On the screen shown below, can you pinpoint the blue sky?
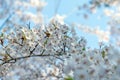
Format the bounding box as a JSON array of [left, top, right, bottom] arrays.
[[0, 0, 110, 49], [42, 0, 110, 48]]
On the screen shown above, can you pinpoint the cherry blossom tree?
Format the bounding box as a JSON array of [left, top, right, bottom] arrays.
[[0, 21, 120, 80], [0, 0, 120, 80]]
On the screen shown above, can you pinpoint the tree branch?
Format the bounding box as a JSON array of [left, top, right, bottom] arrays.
[[0, 53, 64, 66]]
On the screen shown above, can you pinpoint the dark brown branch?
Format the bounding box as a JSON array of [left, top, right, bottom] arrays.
[[14, 41, 23, 46], [0, 53, 64, 66], [29, 43, 39, 56]]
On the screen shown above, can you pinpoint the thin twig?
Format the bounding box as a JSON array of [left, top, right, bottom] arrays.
[[27, 22, 31, 29], [0, 12, 14, 31], [54, 0, 62, 15], [29, 43, 39, 56], [14, 41, 23, 46], [6, 51, 13, 59], [40, 49, 45, 56]]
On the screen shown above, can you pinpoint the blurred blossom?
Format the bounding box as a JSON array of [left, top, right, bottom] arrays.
[[30, 0, 46, 8], [50, 14, 66, 25], [104, 9, 114, 16], [77, 24, 110, 42]]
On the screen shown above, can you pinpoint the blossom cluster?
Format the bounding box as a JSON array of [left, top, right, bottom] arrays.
[[63, 45, 120, 80], [0, 21, 120, 80]]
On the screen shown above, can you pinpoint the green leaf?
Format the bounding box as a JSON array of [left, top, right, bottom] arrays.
[[82, 47, 86, 51], [43, 38, 48, 47], [64, 35, 70, 39], [64, 76, 74, 80], [0, 33, 4, 38], [101, 51, 105, 58]]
